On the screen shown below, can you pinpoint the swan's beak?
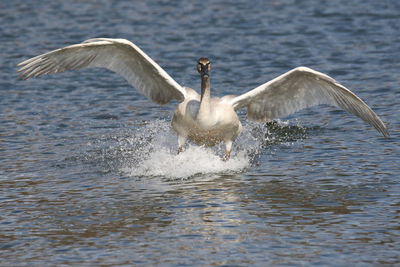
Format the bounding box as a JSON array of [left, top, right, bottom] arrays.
[[201, 68, 209, 77], [197, 57, 210, 77]]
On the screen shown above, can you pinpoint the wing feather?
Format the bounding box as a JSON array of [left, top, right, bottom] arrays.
[[231, 67, 389, 137], [17, 38, 186, 104]]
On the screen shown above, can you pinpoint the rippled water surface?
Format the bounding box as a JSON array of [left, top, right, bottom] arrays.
[[1, 0, 400, 265]]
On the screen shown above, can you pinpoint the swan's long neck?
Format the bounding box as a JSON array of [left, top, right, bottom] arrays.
[[199, 75, 211, 117]]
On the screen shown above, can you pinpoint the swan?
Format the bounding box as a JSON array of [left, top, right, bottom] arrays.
[[17, 38, 389, 160]]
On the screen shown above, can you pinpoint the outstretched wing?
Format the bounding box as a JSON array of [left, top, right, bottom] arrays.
[[230, 67, 389, 137], [17, 38, 186, 104]]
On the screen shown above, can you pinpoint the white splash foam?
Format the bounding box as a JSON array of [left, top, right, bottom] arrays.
[[119, 120, 265, 179], [82, 118, 307, 179], [128, 145, 249, 179]]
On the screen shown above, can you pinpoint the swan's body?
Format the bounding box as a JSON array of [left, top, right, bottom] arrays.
[[17, 38, 389, 159], [172, 89, 242, 155]]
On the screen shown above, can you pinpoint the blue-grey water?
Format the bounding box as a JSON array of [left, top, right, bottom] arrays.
[[1, 0, 400, 266]]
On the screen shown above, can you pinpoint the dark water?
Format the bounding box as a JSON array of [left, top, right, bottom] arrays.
[[1, 0, 400, 265]]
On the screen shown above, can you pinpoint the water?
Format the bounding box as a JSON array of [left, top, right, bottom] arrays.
[[1, 0, 400, 265]]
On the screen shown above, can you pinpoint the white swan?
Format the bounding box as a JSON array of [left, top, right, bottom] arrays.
[[17, 38, 389, 160]]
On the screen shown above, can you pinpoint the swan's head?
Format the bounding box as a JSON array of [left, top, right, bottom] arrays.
[[197, 57, 211, 77]]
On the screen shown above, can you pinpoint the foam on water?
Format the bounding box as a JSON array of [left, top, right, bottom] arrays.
[[126, 145, 250, 179], [120, 120, 263, 179], [82, 119, 306, 179]]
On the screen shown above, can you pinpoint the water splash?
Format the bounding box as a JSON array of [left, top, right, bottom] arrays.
[[125, 145, 249, 179], [82, 119, 309, 179], [120, 120, 257, 179]]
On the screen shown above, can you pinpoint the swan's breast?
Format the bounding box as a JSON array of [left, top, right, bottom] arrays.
[[172, 98, 242, 146], [186, 100, 200, 118]]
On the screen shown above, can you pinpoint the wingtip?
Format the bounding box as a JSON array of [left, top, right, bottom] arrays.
[[382, 130, 390, 138], [376, 122, 390, 138], [17, 57, 36, 67], [16, 69, 27, 79]]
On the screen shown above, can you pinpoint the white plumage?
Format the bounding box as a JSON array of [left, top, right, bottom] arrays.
[[17, 38, 389, 159]]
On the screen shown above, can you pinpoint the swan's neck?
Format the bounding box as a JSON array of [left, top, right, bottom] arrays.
[[199, 75, 211, 117]]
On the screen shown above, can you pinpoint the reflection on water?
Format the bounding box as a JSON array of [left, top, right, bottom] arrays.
[[3, 170, 397, 265]]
